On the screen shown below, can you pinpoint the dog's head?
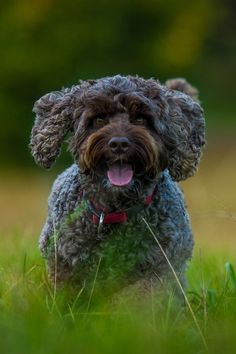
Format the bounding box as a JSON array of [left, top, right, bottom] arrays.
[[30, 75, 205, 189]]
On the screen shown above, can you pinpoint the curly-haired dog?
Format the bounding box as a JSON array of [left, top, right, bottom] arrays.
[[30, 75, 205, 291]]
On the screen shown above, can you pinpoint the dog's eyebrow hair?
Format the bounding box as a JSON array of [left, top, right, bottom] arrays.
[[125, 100, 156, 118], [81, 94, 118, 115], [113, 92, 157, 116]]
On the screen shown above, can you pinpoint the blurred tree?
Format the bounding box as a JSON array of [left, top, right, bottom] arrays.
[[0, 0, 235, 167]]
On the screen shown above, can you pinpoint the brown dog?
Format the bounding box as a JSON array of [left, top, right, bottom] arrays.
[[30, 75, 205, 289]]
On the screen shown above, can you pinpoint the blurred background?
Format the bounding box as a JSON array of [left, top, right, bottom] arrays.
[[0, 0, 235, 252]]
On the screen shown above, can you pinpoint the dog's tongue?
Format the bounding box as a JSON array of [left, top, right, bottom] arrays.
[[107, 163, 133, 186]]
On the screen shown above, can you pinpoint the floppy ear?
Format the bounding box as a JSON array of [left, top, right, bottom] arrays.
[[165, 78, 199, 101], [30, 89, 75, 168], [158, 79, 205, 181]]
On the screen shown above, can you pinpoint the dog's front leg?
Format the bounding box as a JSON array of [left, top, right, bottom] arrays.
[[46, 214, 97, 285]]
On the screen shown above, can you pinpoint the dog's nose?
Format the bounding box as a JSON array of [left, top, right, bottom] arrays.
[[108, 137, 131, 154]]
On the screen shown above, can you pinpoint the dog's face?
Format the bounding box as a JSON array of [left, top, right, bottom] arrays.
[[30, 75, 205, 187], [69, 84, 167, 191]]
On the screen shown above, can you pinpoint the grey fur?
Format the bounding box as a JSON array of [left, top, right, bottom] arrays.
[[40, 165, 194, 287]]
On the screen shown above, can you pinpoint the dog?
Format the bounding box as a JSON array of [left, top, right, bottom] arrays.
[[30, 75, 205, 291]]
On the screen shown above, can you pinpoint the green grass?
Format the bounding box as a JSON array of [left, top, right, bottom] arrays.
[[2, 148, 236, 353], [1, 233, 236, 354]]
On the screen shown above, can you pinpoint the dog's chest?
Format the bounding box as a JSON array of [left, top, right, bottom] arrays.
[[58, 201, 165, 282]]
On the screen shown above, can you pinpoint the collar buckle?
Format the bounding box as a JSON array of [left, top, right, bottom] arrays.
[[98, 211, 105, 234]]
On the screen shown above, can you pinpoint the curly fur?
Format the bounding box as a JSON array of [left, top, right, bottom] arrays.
[[30, 75, 205, 290]]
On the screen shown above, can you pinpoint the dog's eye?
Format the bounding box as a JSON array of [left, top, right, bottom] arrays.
[[134, 117, 146, 125], [93, 117, 107, 127]]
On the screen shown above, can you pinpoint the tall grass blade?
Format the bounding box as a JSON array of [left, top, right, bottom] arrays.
[[225, 262, 236, 292], [86, 255, 102, 313], [142, 216, 208, 351]]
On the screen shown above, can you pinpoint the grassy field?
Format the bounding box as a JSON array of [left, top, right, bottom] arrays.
[[0, 142, 236, 353]]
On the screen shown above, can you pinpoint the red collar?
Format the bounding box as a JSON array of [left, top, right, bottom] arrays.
[[89, 186, 157, 226]]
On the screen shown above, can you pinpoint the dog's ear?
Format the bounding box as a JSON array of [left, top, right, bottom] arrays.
[[158, 79, 205, 181], [30, 88, 75, 168], [165, 78, 199, 101]]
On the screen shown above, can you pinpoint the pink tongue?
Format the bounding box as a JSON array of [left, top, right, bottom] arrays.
[[107, 164, 133, 186]]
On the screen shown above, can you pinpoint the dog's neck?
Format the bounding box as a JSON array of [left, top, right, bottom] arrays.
[[79, 169, 159, 212]]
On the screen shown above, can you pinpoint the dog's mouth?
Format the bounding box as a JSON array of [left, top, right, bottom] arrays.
[[107, 162, 133, 186]]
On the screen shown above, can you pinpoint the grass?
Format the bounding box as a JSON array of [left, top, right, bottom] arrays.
[[0, 144, 236, 353], [0, 231, 236, 354]]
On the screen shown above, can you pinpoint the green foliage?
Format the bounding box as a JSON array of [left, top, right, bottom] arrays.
[[0, 0, 236, 167], [1, 232, 236, 353]]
